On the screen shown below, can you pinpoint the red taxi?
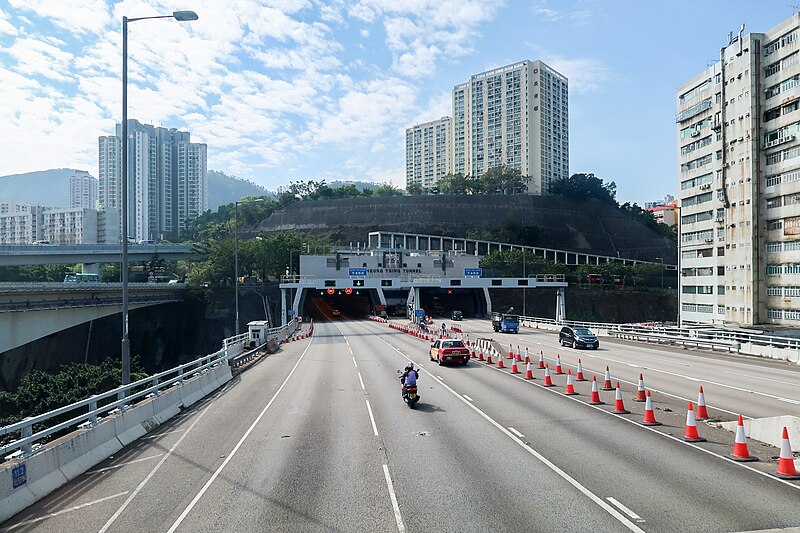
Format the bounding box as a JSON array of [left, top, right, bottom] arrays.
[[429, 339, 470, 366]]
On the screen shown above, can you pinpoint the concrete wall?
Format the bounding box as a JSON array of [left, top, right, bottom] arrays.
[[0, 358, 235, 524]]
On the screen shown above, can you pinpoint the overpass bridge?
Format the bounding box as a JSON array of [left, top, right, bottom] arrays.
[[0, 282, 189, 353], [0, 243, 200, 268]]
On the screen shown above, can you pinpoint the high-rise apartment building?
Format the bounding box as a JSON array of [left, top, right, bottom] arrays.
[[0, 201, 42, 244], [451, 60, 569, 194], [68, 170, 98, 209], [98, 120, 207, 241], [42, 208, 98, 245], [405, 117, 451, 191], [677, 14, 800, 326]]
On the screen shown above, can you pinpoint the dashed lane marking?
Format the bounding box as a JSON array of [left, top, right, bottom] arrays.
[[0, 492, 129, 532], [86, 454, 163, 474], [606, 497, 644, 522], [366, 400, 379, 436], [508, 427, 525, 438], [352, 356, 358, 369], [358, 372, 366, 390], [383, 464, 406, 532], [463, 395, 474, 402]]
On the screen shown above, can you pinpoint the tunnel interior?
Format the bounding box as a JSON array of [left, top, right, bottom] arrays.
[[302, 288, 377, 320], [418, 288, 485, 318]]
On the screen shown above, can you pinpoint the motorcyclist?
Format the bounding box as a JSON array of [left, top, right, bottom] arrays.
[[400, 362, 418, 388]]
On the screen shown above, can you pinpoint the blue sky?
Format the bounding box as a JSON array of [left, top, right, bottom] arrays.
[[0, 0, 796, 204]]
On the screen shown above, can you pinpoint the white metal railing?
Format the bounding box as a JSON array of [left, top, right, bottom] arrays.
[[280, 275, 315, 284], [0, 328, 263, 460], [0, 282, 189, 292], [518, 315, 800, 353]]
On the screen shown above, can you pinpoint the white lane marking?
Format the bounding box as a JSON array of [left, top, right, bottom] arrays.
[[382, 464, 406, 532], [166, 341, 314, 533], [142, 429, 184, 439], [463, 394, 474, 402], [366, 400, 379, 436], [508, 427, 525, 438], [436, 375, 444, 380], [0, 492, 129, 532], [721, 370, 800, 388], [86, 454, 163, 474], [607, 497, 644, 521], [358, 372, 366, 390], [372, 335, 645, 533], [99, 402, 213, 533], [779, 397, 800, 405], [352, 356, 358, 368], [626, 363, 639, 368]]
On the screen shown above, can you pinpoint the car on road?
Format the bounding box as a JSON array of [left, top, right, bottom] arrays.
[[429, 339, 470, 366], [451, 310, 463, 321], [559, 326, 599, 349], [331, 309, 341, 317]]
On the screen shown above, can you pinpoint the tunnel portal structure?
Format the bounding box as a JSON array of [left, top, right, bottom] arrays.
[[279, 249, 568, 324]]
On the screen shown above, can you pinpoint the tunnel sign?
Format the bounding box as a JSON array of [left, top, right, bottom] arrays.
[[464, 268, 482, 277], [414, 309, 425, 317], [349, 268, 368, 277]]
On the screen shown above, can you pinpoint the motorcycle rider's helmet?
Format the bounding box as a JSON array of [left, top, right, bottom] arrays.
[[405, 362, 414, 370]]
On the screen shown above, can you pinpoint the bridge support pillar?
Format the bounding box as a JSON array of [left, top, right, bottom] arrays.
[[483, 287, 492, 318], [281, 288, 288, 326], [555, 287, 566, 324]]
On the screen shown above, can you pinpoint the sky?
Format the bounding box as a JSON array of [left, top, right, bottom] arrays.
[[0, 0, 797, 204]]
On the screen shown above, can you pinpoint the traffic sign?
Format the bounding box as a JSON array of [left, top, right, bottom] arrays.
[[353, 279, 365, 287], [414, 309, 425, 317], [288, 309, 296, 316], [326, 288, 335, 295], [349, 268, 368, 277], [464, 268, 482, 277], [344, 287, 353, 295]]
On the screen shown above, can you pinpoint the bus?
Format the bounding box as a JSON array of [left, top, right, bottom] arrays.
[[147, 274, 175, 283], [63, 273, 101, 284]]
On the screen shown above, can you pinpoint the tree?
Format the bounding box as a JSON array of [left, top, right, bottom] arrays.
[[479, 250, 568, 277], [438, 173, 479, 194], [373, 182, 404, 196], [479, 166, 527, 195], [549, 173, 617, 205]]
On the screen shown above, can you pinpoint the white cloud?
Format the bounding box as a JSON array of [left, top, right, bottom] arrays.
[[8, 0, 111, 35], [539, 54, 609, 93], [530, 0, 596, 26], [0, 8, 19, 36], [360, 28, 370, 38]]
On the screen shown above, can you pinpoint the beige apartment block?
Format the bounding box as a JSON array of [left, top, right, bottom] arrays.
[[405, 116, 451, 192], [677, 14, 800, 326]]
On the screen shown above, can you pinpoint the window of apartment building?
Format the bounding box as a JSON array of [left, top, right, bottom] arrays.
[[767, 286, 783, 296], [786, 216, 800, 235], [767, 196, 783, 209]]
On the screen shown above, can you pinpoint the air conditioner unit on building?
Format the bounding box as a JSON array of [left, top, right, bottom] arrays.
[[691, 130, 701, 137], [704, 238, 714, 243], [715, 217, 724, 222], [700, 183, 711, 190]]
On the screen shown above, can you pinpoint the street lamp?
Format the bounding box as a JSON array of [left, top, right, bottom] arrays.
[[121, 9, 198, 388], [234, 198, 265, 336], [655, 256, 665, 289]]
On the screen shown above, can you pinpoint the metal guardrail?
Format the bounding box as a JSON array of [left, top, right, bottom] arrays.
[[0, 282, 189, 293], [229, 318, 303, 368], [0, 295, 184, 313], [0, 327, 266, 461], [519, 315, 800, 352], [608, 331, 740, 353]]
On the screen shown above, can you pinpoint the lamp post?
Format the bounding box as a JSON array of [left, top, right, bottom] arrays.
[[234, 198, 264, 336], [656, 256, 665, 289], [121, 9, 197, 387]]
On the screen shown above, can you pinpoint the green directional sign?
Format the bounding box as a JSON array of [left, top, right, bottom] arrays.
[[353, 279, 365, 287]]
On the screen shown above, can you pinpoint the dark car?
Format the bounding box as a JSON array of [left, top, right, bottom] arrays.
[[559, 326, 599, 349], [451, 310, 463, 321]]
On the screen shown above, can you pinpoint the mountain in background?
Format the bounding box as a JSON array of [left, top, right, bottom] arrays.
[[0, 168, 76, 207], [0, 168, 275, 212], [206, 170, 274, 211]]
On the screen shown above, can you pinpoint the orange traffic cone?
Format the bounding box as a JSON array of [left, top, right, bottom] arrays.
[[728, 415, 757, 462], [565, 369, 578, 395], [508, 343, 514, 359], [511, 359, 520, 374], [683, 401, 706, 442], [613, 382, 629, 414], [601, 366, 613, 390], [555, 354, 564, 375], [524, 347, 530, 364], [774, 427, 800, 479], [589, 376, 603, 405], [516, 346, 522, 362], [576, 359, 587, 381], [537, 351, 545, 369], [525, 361, 534, 379], [696, 386, 710, 420], [633, 374, 647, 402], [641, 391, 660, 426], [478, 350, 485, 362], [486, 352, 493, 365], [543, 364, 554, 387], [497, 355, 505, 369]]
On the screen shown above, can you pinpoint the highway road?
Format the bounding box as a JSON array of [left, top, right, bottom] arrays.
[[2, 316, 799, 532]]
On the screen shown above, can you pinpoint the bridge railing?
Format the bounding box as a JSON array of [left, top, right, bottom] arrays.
[[0, 323, 296, 461], [518, 315, 800, 361]]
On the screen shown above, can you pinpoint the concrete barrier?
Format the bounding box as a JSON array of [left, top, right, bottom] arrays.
[[720, 415, 800, 452], [0, 361, 233, 524]]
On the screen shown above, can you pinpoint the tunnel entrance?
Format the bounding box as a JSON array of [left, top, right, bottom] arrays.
[[301, 288, 378, 321], [418, 288, 486, 318]]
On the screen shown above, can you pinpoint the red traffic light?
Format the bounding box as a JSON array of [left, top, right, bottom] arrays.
[[447, 289, 453, 295], [344, 287, 353, 295], [326, 288, 335, 295]]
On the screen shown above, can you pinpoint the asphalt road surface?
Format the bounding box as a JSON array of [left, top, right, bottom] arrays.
[[2, 318, 799, 532]]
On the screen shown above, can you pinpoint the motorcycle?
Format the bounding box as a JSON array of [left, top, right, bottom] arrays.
[[397, 370, 420, 408]]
